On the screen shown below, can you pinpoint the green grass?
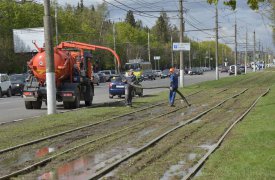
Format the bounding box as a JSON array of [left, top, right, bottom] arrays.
[[2, 70, 275, 179], [196, 85, 275, 180]]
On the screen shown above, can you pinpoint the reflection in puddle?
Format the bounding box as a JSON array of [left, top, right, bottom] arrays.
[[160, 161, 186, 180], [38, 147, 137, 180], [138, 128, 156, 139], [36, 147, 56, 158], [199, 144, 215, 151]]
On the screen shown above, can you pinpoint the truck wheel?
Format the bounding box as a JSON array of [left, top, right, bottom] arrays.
[[32, 100, 42, 109], [71, 93, 80, 109], [25, 101, 33, 109], [63, 101, 71, 109], [7, 88, 12, 97], [85, 95, 93, 106]]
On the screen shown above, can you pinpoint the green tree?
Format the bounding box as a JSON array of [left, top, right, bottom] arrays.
[[152, 11, 170, 43], [125, 10, 136, 27], [207, 0, 267, 10]]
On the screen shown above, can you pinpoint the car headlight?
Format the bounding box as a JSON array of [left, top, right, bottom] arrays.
[[16, 84, 20, 87]]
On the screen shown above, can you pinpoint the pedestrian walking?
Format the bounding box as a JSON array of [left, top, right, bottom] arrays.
[[169, 67, 178, 107], [124, 69, 136, 107]]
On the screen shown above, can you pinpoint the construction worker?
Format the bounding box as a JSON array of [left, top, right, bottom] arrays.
[[169, 67, 178, 107], [124, 69, 136, 107]]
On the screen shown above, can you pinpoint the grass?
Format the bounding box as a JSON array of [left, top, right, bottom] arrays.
[[196, 86, 275, 179], [2, 70, 275, 179]]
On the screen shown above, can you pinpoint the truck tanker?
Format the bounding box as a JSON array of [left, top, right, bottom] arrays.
[[23, 41, 121, 109]]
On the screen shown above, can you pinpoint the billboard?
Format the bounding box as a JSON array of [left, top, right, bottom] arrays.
[[13, 27, 44, 53]]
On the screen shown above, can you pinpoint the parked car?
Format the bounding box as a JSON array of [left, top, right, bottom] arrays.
[[91, 73, 100, 85], [229, 65, 241, 75], [98, 70, 116, 82], [188, 67, 203, 75], [220, 66, 229, 73], [0, 74, 12, 97], [97, 72, 107, 83], [160, 69, 170, 79], [9, 74, 28, 95], [109, 75, 143, 98], [141, 71, 156, 80], [152, 70, 162, 77]]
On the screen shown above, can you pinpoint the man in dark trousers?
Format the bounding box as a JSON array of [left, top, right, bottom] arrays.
[[169, 67, 178, 107], [124, 69, 136, 107]]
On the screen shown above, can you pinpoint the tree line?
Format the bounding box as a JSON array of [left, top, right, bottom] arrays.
[[0, 0, 271, 73]]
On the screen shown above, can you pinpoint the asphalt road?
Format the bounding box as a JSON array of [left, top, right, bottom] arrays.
[[0, 71, 229, 123]]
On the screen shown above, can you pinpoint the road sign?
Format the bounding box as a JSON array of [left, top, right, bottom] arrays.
[[173, 43, 190, 51], [154, 56, 160, 60]]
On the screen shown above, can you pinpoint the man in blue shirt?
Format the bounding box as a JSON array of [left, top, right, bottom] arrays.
[[169, 68, 178, 107]]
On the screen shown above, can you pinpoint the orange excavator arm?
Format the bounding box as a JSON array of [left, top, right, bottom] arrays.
[[57, 41, 121, 70]]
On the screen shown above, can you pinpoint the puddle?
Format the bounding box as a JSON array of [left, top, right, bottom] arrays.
[[38, 147, 138, 180], [160, 161, 186, 180], [198, 144, 215, 151], [138, 128, 156, 139], [187, 153, 197, 161], [36, 147, 56, 158], [201, 104, 208, 107]]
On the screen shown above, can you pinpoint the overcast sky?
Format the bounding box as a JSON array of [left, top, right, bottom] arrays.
[[55, 0, 274, 53]]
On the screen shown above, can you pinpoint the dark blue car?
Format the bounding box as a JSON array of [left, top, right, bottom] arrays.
[[109, 75, 143, 98]]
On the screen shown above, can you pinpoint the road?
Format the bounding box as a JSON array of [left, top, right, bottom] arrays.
[[0, 71, 229, 123]]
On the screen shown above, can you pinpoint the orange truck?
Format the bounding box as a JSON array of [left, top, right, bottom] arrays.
[[23, 41, 121, 109]]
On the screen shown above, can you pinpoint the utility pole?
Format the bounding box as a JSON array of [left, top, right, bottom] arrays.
[[44, 0, 56, 114], [148, 30, 151, 63], [113, 22, 117, 73], [215, 4, 219, 80], [247, 28, 248, 74], [208, 45, 211, 69], [179, 0, 184, 87], [189, 38, 191, 70], [253, 30, 256, 72], [171, 35, 174, 67], [234, 16, 237, 76], [54, 0, 58, 45]]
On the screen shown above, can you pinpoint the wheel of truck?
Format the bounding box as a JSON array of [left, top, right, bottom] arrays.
[[32, 100, 42, 109], [25, 101, 33, 109], [7, 88, 12, 97], [85, 95, 93, 106], [63, 101, 71, 109], [0, 88, 2, 98], [71, 91, 80, 109]]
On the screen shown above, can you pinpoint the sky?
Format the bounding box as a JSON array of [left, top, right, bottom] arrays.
[[54, 0, 274, 53]]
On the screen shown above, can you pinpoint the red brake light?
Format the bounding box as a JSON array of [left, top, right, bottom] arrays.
[[23, 92, 33, 96], [62, 92, 73, 97]]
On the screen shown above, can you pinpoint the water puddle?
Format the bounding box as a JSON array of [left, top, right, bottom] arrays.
[[138, 128, 156, 139], [201, 104, 208, 107], [35, 147, 56, 158], [187, 153, 197, 161], [160, 161, 186, 180], [38, 147, 137, 180], [198, 144, 215, 151]]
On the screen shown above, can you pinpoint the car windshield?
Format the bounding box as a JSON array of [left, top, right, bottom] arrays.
[[10, 75, 26, 82]]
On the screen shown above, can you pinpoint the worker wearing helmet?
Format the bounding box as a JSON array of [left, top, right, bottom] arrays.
[[169, 67, 178, 107]]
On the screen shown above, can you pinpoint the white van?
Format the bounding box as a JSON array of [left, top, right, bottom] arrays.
[[0, 74, 12, 97]]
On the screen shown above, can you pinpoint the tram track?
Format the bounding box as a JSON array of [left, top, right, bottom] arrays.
[[0, 90, 204, 155], [92, 88, 268, 179], [0, 88, 243, 179]]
